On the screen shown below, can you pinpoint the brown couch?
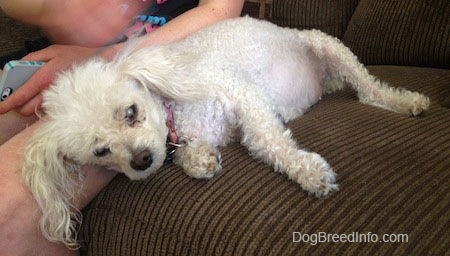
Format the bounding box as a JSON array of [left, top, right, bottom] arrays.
[[1, 0, 449, 255]]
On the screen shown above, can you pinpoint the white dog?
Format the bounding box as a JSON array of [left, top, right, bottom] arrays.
[[22, 17, 429, 247]]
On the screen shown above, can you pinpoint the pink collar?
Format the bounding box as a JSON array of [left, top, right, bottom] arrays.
[[163, 100, 178, 144]]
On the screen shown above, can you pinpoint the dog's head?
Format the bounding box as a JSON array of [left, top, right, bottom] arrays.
[[22, 47, 210, 246], [26, 44, 210, 181], [34, 57, 169, 180]]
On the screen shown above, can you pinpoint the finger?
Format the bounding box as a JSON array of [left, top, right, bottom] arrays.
[[16, 93, 44, 116], [0, 64, 54, 114], [22, 46, 57, 62], [0, 88, 33, 114]]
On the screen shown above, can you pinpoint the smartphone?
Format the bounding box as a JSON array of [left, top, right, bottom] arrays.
[[0, 60, 45, 101]]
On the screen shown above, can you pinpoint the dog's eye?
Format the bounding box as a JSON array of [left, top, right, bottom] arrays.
[[125, 104, 138, 123], [94, 147, 111, 157]]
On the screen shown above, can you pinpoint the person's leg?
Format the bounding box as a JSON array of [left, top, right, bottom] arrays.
[[0, 111, 38, 145], [0, 121, 117, 255]]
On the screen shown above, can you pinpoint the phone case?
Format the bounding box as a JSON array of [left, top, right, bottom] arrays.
[[0, 60, 45, 101]]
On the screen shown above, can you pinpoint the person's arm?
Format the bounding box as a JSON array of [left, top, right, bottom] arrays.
[[103, 0, 245, 60], [138, 0, 244, 46]]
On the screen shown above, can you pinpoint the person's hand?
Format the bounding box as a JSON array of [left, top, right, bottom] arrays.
[[0, 45, 97, 116]]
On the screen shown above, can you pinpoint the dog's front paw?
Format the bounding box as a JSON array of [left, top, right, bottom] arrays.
[[290, 152, 338, 197], [174, 140, 222, 179]]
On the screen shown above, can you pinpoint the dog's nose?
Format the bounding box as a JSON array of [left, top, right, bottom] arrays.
[[130, 150, 153, 171]]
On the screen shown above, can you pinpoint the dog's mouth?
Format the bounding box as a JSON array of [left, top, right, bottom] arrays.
[[130, 149, 153, 171]]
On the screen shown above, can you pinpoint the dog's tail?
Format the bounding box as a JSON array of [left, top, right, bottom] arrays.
[[301, 30, 430, 116]]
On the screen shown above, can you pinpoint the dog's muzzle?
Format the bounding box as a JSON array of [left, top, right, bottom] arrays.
[[130, 149, 153, 171]]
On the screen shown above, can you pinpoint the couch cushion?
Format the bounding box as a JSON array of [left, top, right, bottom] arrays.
[[80, 66, 450, 255], [272, 0, 360, 38], [343, 0, 450, 68]]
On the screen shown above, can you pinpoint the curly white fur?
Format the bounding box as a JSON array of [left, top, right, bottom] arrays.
[[21, 17, 430, 247]]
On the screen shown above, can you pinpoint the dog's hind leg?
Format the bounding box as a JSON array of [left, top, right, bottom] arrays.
[[233, 88, 338, 197], [301, 30, 430, 116]]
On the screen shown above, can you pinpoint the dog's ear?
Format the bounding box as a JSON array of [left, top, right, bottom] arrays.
[[119, 47, 214, 101], [22, 122, 82, 248]]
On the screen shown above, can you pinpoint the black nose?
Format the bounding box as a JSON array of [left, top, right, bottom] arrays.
[[130, 150, 153, 171]]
